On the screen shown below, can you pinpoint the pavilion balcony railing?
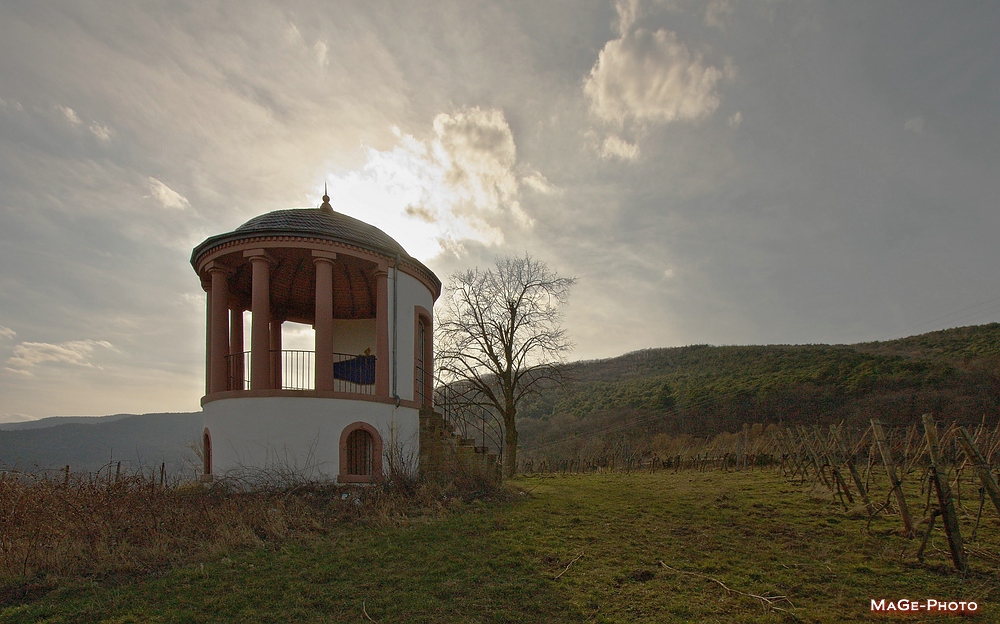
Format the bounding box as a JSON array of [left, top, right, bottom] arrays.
[[227, 351, 251, 391], [225, 350, 376, 394]]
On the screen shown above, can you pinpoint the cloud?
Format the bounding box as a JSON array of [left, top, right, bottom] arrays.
[[585, 27, 724, 126], [600, 134, 640, 161], [147, 177, 190, 209], [433, 107, 529, 226], [59, 105, 82, 125], [704, 0, 734, 30], [0, 413, 34, 424], [904, 116, 925, 134], [314, 41, 329, 67], [5, 339, 113, 374], [405, 204, 437, 222], [326, 107, 537, 257], [614, 0, 642, 35], [521, 171, 560, 195], [583, 1, 730, 163], [0, 96, 23, 112], [89, 122, 113, 141], [727, 111, 742, 128], [0, 325, 15, 340]]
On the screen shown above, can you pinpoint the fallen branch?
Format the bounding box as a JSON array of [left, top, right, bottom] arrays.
[[659, 561, 793, 613], [362, 600, 378, 622], [554, 550, 584, 580], [865, 490, 897, 534]]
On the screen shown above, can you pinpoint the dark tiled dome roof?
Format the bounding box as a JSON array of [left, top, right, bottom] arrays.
[[191, 205, 441, 298], [232, 209, 410, 258], [191, 207, 430, 270]]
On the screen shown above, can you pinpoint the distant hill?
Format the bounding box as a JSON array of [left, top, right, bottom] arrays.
[[0, 413, 133, 431], [0, 412, 202, 475], [7, 324, 1000, 474], [517, 324, 1000, 457]]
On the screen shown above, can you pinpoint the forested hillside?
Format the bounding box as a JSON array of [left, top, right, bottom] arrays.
[[5, 325, 1000, 474], [517, 324, 1000, 458]]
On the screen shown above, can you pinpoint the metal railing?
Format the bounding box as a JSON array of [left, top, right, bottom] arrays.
[[278, 349, 314, 390], [227, 351, 251, 391], [224, 350, 376, 394], [433, 380, 505, 462], [330, 352, 376, 394], [415, 363, 432, 407]]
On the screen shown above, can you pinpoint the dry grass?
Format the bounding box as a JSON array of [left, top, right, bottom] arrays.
[[3, 470, 998, 622], [0, 464, 509, 605]]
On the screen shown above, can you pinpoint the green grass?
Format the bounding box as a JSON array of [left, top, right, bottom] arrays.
[[4, 470, 999, 623]]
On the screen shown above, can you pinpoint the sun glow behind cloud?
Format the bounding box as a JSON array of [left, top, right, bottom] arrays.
[[2, 1, 998, 421], [324, 107, 540, 262]]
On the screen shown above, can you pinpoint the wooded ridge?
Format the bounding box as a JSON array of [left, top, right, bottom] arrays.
[[517, 323, 1000, 455], [4, 324, 1000, 473]]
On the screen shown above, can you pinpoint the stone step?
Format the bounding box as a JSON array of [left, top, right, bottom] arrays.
[[419, 408, 500, 481]]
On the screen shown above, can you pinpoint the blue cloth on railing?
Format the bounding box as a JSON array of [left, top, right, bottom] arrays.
[[334, 355, 376, 385]]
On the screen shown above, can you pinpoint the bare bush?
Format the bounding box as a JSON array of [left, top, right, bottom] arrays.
[[0, 462, 514, 598]]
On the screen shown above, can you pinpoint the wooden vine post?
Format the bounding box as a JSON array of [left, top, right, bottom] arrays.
[[831, 425, 873, 515], [955, 426, 1000, 517], [797, 426, 831, 488], [782, 428, 808, 479], [812, 428, 852, 506], [871, 419, 914, 537], [921, 414, 967, 573]]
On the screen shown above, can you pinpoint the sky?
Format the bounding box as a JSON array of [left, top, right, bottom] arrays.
[[1, 1, 998, 421]]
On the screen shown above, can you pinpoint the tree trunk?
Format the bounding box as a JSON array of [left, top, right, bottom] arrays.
[[504, 413, 518, 479]]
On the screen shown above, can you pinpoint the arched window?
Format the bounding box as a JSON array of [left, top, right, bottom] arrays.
[[339, 422, 383, 483], [347, 428, 373, 476], [414, 307, 433, 406], [202, 427, 213, 477]]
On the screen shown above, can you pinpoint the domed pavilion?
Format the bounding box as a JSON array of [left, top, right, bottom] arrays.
[[191, 192, 439, 483]]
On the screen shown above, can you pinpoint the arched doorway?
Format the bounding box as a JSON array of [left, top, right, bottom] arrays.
[[339, 422, 383, 483], [347, 428, 373, 475]]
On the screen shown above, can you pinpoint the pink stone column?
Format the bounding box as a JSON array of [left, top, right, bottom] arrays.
[[313, 254, 336, 391], [229, 308, 244, 390], [248, 254, 271, 391], [208, 265, 231, 394], [375, 270, 389, 398], [203, 283, 211, 396], [270, 319, 283, 389]]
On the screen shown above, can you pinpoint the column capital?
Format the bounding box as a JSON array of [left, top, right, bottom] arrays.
[[244, 249, 274, 264], [311, 250, 338, 263], [204, 261, 235, 276]]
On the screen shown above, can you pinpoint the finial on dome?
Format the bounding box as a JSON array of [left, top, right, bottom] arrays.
[[319, 182, 333, 214]]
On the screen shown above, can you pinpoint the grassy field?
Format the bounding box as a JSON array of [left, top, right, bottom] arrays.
[[3, 469, 998, 623]]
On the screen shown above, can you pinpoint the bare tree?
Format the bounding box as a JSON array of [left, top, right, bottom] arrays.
[[436, 254, 576, 478]]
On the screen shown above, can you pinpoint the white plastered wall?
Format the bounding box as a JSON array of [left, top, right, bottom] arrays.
[[391, 270, 435, 403], [332, 319, 375, 356], [203, 397, 420, 481]]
